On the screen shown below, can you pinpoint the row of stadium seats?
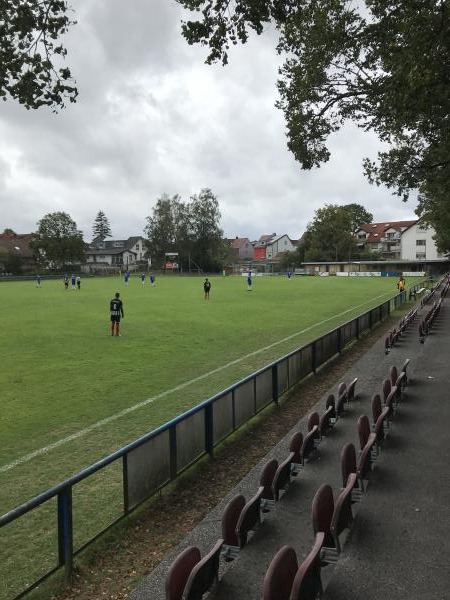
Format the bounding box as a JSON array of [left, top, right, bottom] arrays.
[[262, 360, 411, 599]]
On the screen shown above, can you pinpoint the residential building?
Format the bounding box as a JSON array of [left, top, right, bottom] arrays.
[[354, 221, 418, 259], [0, 232, 36, 273], [228, 237, 254, 261], [253, 233, 277, 261], [400, 222, 445, 261], [84, 236, 147, 273], [265, 234, 297, 260]]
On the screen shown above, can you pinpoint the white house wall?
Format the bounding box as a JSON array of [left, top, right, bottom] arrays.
[[266, 235, 295, 259], [401, 224, 441, 260]]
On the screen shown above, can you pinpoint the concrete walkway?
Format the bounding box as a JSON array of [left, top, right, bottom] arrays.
[[128, 294, 450, 600]]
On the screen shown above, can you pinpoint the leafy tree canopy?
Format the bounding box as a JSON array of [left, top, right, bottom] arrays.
[[303, 203, 373, 262], [177, 0, 450, 251], [92, 210, 112, 239], [0, 0, 77, 110], [144, 189, 227, 272], [31, 211, 85, 269]]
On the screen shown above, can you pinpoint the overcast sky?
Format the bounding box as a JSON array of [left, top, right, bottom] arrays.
[[0, 0, 418, 242]]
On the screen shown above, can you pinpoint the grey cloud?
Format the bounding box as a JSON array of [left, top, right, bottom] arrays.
[[0, 0, 417, 242]]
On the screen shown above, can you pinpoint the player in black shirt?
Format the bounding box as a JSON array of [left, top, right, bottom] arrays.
[[110, 292, 124, 336], [204, 278, 211, 300]]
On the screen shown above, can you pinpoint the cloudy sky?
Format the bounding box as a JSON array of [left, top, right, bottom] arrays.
[[0, 0, 418, 242]]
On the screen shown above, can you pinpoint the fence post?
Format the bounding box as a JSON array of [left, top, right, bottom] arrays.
[[272, 364, 279, 405], [57, 488, 73, 579], [204, 404, 214, 457]]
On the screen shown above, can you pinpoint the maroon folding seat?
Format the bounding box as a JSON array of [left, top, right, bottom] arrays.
[[260, 458, 278, 512], [290, 532, 324, 600], [262, 545, 298, 600], [165, 547, 201, 600], [289, 431, 304, 475], [182, 539, 223, 600]]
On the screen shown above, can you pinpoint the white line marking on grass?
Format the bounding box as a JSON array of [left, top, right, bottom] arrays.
[[1, 291, 393, 473]]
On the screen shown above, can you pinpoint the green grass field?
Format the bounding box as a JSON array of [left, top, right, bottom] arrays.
[[0, 273, 414, 599]]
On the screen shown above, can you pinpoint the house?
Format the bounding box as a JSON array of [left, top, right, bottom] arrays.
[[265, 234, 297, 260], [228, 237, 254, 261], [400, 221, 446, 261], [354, 221, 418, 259], [0, 231, 36, 273], [253, 233, 277, 261], [84, 236, 147, 273]]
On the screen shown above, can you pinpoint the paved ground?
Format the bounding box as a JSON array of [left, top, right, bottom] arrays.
[[128, 291, 450, 600]]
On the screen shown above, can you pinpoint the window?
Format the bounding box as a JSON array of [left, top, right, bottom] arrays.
[[416, 253, 426, 260], [114, 241, 124, 248], [416, 240, 426, 246]]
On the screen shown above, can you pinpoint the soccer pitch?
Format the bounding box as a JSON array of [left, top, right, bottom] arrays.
[[0, 274, 403, 513]]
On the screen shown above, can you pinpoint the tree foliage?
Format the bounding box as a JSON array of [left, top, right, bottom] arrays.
[[302, 203, 373, 262], [144, 189, 226, 272], [92, 210, 112, 239], [0, 0, 77, 110], [31, 211, 85, 269], [177, 0, 450, 252]]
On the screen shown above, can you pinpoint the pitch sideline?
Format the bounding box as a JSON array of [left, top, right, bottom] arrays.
[[0, 291, 394, 474]]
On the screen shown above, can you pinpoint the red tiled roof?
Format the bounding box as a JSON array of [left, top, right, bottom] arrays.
[[357, 221, 418, 243], [230, 237, 250, 249]]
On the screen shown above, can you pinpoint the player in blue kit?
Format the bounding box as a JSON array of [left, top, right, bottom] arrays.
[[71, 274, 76, 289]]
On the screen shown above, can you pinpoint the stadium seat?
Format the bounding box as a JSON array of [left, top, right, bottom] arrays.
[[289, 532, 325, 600], [301, 425, 319, 465], [347, 378, 358, 402], [325, 394, 337, 425], [165, 547, 201, 600], [311, 477, 354, 564], [262, 545, 299, 600], [401, 358, 410, 386], [221, 486, 265, 560], [260, 458, 279, 512], [357, 436, 377, 491], [336, 383, 347, 416], [182, 538, 223, 600], [307, 412, 321, 447], [273, 453, 294, 501], [341, 442, 363, 502], [236, 486, 264, 548], [319, 404, 335, 437], [221, 495, 246, 560], [289, 431, 304, 475]]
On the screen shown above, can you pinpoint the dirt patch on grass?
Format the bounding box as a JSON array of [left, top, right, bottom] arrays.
[[45, 319, 395, 600]]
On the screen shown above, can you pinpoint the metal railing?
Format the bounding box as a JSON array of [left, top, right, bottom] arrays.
[[0, 284, 425, 599]]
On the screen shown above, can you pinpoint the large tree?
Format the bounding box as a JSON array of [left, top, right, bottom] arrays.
[[303, 204, 355, 262], [31, 211, 85, 269], [0, 0, 77, 110], [177, 0, 450, 251], [144, 194, 189, 268], [92, 210, 112, 239], [188, 188, 225, 272], [144, 189, 226, 271]]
